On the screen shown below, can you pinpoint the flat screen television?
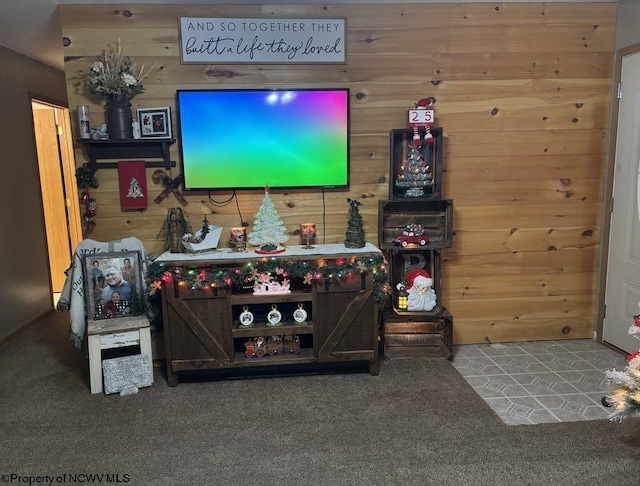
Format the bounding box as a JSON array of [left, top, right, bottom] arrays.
[[176, 88, 350, 191]]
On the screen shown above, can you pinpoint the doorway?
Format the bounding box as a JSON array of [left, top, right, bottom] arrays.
[[600, 46, 640, 354], [31, 99, 82, 301]]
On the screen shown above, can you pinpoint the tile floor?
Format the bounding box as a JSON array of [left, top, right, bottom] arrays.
[[451, 339, 629, 425]]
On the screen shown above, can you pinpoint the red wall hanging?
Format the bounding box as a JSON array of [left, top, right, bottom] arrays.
[[118, 160, 148, 211]]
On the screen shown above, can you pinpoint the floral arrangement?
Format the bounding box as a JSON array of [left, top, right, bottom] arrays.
[[79, 39, 156, 102]]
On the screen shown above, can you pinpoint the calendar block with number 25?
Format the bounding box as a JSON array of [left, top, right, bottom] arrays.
[[407, 108, 435, 128]]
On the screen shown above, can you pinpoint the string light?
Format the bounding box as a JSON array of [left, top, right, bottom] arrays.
[[146, 254, 390, 303]]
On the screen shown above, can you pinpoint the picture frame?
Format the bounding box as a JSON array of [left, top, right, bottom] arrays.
[[82, 251, 144, 320], [137, 107, 172, 139]]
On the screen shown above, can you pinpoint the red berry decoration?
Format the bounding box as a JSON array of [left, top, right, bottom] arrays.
[[626, 350, 640, 362]]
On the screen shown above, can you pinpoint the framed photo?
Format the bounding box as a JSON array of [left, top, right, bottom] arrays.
[[137, 107, 172, 139], [82, 251, 144, 320]]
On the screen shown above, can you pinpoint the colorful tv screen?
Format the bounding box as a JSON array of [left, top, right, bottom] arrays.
[[176, 88, 350, 191]]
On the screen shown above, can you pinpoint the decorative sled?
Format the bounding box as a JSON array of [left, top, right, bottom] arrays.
[[181, 224, 223, 253]]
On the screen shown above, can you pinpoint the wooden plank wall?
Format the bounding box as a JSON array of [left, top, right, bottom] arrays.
[[59, 2, 616, 344]]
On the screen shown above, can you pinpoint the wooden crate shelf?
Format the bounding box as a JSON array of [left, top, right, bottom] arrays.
[[378, 199, 453, 250], [387, 249, 444, 315], [380, 125, 454, 359], [382, 307, 453, 360], [389, 127, 443, 200]]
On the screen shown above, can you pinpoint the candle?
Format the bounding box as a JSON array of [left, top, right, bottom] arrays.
[[77, 105, 91, 139], [300, 223, 316, 238], [300, 222, 316, 249]]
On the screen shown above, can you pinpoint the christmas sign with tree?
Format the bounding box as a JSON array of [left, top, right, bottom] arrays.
[[248, 188, 289, 254], [344, 198, 366, 248], [395, 143, 434, 198]]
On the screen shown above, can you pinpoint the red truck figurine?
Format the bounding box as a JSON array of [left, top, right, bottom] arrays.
[[393, 223, 429, 247]]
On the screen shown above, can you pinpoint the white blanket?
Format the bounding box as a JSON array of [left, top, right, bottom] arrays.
[[57, 237, 150, 348]]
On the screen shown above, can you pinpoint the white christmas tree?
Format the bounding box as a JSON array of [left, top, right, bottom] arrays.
[[126, 177, 144, 198], [605, 307, 640, 422], [248, 188, 289, 251]]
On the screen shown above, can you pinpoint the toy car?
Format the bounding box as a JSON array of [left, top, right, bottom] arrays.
[[393, 224, 429, 247]]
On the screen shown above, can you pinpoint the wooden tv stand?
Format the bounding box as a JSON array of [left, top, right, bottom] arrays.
[[155, 244, 384, 386]]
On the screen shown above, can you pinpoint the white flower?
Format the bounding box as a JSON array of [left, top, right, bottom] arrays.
[[122, 73, 138, 86], [91, 61, 103, 72]]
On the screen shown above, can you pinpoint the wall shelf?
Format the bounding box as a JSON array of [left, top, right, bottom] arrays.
[[79, 138, 176, 170]]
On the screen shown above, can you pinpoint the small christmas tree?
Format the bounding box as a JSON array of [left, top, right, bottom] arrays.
[[200, 215, 210, 238], [248, 187, 289, 252], [126, 177, 145, 199], [127, 286, 143, 316], [395, 143, 433, 198], [156, 207, 191, 253], [344, 198, 365, 248], [604, 304, 640, 422]]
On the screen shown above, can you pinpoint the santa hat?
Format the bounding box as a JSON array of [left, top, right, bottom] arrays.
[[404, 268, 433, 289]]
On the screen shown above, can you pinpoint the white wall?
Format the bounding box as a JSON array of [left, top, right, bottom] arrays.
[[616, 0, 640, 49], [0, 45, 68, 341]]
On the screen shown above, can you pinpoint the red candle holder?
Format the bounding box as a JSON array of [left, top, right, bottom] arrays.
[[300, 223, 316, 249]]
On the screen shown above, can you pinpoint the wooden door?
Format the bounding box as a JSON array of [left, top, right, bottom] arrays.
[[32, 104, 69, 292], [313, 276, 379, 374], [32, 101, 82, 295], [162, 281, 233, 385]]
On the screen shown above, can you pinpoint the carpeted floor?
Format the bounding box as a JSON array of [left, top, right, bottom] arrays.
[[1, 312, 639, 485]]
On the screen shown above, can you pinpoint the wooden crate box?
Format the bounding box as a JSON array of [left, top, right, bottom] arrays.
[[378, 199, 453, 250], [389, 127, 443, 200], [383, 308, 453, 360], [388, 249, 444, 316]]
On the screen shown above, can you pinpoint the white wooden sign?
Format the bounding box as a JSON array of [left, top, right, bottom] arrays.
[[179, 17, 346, 64]]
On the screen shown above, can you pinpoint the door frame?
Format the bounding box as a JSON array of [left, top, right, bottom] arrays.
[[595, 42, 640, 347]]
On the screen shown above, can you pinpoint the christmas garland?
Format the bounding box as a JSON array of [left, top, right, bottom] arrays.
[[146, 254, 389, 303], [75, 164, 99, 234]]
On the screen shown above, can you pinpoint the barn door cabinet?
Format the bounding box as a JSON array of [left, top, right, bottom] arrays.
[[380, 126, 454, 359], [156, 244, 383, 386]]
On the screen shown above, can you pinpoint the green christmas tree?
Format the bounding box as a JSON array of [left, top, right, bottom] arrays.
[[200, 215, 210, 238], [248, 188, 289, 251], [344, 198, 366, 248], [127, 285, 143, 316]]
